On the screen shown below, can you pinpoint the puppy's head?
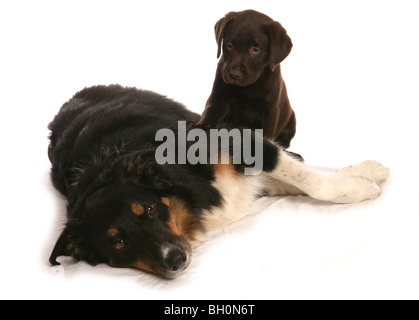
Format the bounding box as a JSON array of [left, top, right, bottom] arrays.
[[215, 10, 292, 86], [49, 167, 197, 279]]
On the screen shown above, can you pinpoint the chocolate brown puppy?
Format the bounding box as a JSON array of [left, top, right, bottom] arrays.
[[197, 10, 296, 149]]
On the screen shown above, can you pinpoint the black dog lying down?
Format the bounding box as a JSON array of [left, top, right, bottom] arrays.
[[48, 85, 389, 279]]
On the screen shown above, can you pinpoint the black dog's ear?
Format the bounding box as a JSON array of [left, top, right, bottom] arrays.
[[118, 152, 175, 192], [266, 21, 293, 71], [215, 11, 237, 58], [49, 221, 86, 266], [138, 162, 176, 192]]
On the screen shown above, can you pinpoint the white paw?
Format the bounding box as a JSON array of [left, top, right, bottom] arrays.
[[331, 175, 382, 204], [312, 175, 382, 204], [338, 160, 390, 184]]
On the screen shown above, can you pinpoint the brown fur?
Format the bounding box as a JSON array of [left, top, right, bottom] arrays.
[[196, 10, 296, 148]]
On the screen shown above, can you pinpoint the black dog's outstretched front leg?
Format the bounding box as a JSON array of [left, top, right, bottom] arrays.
[[262, 147, 389, 204]]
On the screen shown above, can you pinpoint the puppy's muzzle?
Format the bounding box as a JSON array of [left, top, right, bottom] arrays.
[[228, 68, 244, 81], [223, 65, 254, 86]]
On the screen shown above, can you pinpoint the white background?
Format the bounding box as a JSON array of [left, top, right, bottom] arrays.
[[1, 0, 418, 299]]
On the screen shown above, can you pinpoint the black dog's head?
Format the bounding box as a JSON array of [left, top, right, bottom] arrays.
[[50, 166, 195, 279], [215, 10, 292, 87]]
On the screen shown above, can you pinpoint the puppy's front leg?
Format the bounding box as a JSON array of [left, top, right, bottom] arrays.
[[267, 149, 385, 204], [195, 101, 228, 129]]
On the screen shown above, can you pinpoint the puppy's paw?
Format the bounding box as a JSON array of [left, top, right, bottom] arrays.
[[330, 175, 382, 204], [338, 160, 390, 184], [187, 121, 212, 131]]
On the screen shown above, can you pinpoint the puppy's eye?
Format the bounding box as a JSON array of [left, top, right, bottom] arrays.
[[250, 46, 261, 55], [114, 239, 126, 250], [225, 42, 234, 50]]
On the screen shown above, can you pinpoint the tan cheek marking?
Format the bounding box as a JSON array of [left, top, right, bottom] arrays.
[[107, 228, 120, 237], [132, 260, 154, 273], [161, 197, 171, 207], [162, 197, 182, 235], [109, 260, 155, 275], [166, 198, 182, 236], [212, 161, 238, 177], [161, 196, 198, 241], [131, 203, 145, 216]]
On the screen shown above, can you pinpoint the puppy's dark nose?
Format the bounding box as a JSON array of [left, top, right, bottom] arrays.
[[164, 247, 188, 272], [229, 69, 243, 80]]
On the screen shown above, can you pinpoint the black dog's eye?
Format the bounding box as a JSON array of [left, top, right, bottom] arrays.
[[146, 203, 156, 215], [249, 46, 261, 55], [114, 239, 126, 250]]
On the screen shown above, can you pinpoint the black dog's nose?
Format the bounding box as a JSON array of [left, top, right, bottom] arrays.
[[164, 247, 188, 272]]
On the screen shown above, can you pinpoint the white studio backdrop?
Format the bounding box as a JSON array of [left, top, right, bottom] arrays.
[[0, 0, 418, 299]]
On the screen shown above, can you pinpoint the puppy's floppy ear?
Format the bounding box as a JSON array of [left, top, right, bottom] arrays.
[[266, 21, 293, 71], [214, 11, 237, 58]]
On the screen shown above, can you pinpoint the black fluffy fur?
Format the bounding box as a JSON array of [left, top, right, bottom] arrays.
[[48, 85, 280, 278]]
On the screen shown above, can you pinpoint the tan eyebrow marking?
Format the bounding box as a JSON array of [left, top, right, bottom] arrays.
[[107, 228, 120, 237], [131, 203, 145, 216]]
